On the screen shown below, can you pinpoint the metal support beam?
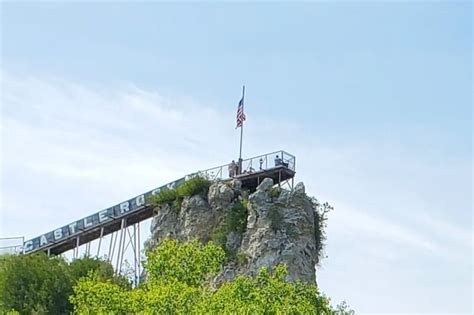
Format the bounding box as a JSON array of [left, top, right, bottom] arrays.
[[85, 242, 90, 256], [137, 222, 141, 285], [115, 218, 126, 274], [97, 227, 104, 257], [74, 236, 80, 259]]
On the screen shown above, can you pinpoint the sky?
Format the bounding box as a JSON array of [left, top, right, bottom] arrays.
[[0, 1, 472, 314]]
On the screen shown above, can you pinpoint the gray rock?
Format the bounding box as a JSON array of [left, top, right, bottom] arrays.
[[147, 180, 323, 285], [294, 182, 305, 195], [226, 231, 242, 253], [208, 182, 234, 210], [231, 179, 242, 190], [257, 177, 274, 192]]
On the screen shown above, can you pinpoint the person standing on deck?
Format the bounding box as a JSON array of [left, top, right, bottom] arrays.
[[228, 160, 237, 177]]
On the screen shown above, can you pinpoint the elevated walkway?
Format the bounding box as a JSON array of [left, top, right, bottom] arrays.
[[23, 150, 296, 256]]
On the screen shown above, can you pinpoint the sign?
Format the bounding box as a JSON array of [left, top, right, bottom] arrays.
[[23, 177, 186, 253]]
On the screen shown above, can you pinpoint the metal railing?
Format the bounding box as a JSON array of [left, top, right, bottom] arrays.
[[0, 236, 24, 255], [193, 150, 295, 181]]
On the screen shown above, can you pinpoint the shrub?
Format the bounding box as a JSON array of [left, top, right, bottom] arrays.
[[148, 176, 212, 209], [210, 226, 227, 249], [268, 186, 282, 199], [210, 201, 249, 259], [236, 252, 248, 266], [227, 202, 248, 234], [149, 188, 178, 205], [176, 176, 211, 198]]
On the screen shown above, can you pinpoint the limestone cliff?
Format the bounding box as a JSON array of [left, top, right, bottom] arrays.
[[146, 178, 330, 284]]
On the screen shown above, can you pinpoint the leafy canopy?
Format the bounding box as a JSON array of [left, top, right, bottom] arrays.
[[0, 253, 126, 314], [70, 239, 353, 314]]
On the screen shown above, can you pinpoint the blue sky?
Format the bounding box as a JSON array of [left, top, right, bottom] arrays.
[[0, 1, 472, 314]]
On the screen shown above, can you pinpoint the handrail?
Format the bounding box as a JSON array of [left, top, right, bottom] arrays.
[[194, 150, 295, 181]]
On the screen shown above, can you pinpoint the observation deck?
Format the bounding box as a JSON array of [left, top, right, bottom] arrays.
[[196, 150, 296, 191]]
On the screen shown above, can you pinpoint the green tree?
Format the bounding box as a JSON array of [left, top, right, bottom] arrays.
[[0, 253, 124, 314], [145, 239, 225, 287], [196, 265, 333, 314], [70, 239, 353, 314], [0, 253, 71, 314]]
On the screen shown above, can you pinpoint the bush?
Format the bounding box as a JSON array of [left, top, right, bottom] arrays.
[[227, 202, 248, 234], [149, 188, 178, 205], [210, 226, 228, 249], [268, 186, 282, 199], [211, 201, 249, 259], [145, 239, 225, 287], [176, 176, 211, 198], [236, 251, 248, 266], [148, 176, 211, 208]]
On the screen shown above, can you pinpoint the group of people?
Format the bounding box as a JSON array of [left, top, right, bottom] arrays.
[[228, 155, 288, 178]]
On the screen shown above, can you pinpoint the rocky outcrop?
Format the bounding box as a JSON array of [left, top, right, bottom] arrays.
[[147, 178, 326, 285]]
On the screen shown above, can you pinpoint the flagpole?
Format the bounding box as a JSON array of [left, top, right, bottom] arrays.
[[238, 85, 245, 174], [239, 85, 245, 161]]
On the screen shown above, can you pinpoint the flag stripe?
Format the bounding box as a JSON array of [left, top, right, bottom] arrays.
[[236, 97, 246, 128]]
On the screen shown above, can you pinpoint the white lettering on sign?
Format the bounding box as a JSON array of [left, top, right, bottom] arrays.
[[24, 241, 33, 252], [120, 201, 130, 214], [99, 210, 110, 223], [69, 222, 77, 234], [136, 195, 145, 207], [54, 229, 63, 240], [22, 177, 187, 253], [40, 235, 48, 246], [84, 217, 94, 228]]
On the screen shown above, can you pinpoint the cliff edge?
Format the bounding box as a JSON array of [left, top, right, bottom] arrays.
[[145, 177, 331, 285]]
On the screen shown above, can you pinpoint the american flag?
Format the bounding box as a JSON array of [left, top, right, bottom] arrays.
[[236, 96, 246, 128]]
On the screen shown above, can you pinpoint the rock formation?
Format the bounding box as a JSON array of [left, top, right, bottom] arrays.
[[146, 178, 329, 285]]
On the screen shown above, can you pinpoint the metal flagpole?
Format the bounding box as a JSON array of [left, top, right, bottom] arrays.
[[238, 85, 245, 174]]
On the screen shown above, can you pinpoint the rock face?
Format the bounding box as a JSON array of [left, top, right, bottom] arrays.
[[148, 178, 324, 284]]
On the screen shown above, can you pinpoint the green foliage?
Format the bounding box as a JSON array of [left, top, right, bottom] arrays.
[[195, 264, 333, 314], [335, 301, 356, 315], [0, 253, 71, 314], [148, 176, 212, 213], [176, 176, 211, 198], [149, 188, 178, 205], [235, 251, 248, 266], [211, 201, 249, 258], [268, 206, 283, 232], [210, 226, 228, 248], [268, 186, 282, 199], [145, 239, 225, 287], [227, 201, 248, 234], [0, 253, 125, 314], [68, 255, 131, 289], [69, 273, 130, 314], [70, 240, 346, 314], [68, 256, 114, 281], [130, 281, 202, 314], [311, 198, 333, 260]]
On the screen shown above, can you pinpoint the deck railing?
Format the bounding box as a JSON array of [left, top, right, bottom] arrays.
[[193, 150, 295, 181]]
